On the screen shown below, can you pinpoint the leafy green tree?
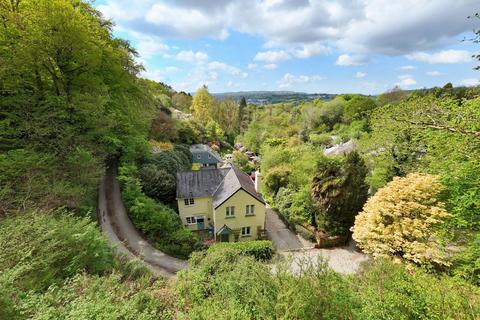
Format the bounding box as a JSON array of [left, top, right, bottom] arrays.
[[311, 152, 369, 235], [150, 111, 178, 142], [139, 164, 176, 203], [205, 119, 224, 142], [377, 86, 409, 105], [232, 151, 255, 174], [210, 97, 239, 140], [0, 0, 159, 213], [343, 95, 377, 124], [175, 120, 201, 144], [264, 165, 291, 197], [238, 96, 248, 132], [191, 85, 213, 125], [172, 91, 193, 111]]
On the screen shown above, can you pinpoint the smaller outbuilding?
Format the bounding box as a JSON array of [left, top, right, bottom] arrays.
[[190, 144, 222, 168]]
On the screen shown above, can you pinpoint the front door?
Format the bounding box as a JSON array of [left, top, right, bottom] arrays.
[[220, 233, 229, 242], [196, 217, 205, 230]]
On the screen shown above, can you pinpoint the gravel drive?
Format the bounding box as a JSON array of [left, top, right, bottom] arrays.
[[280, 242, 369, 275], [266, 207, 368, 274], [97, 165, 187, 278]]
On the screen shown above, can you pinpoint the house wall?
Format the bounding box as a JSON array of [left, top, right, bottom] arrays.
[[213, 189, 265, 242], [177, 196, 213, 230]]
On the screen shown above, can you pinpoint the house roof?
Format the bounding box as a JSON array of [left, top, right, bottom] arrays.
[[176, 165, 265, 208], [176, 168, 229, 199], [189, 144, 222, 164]]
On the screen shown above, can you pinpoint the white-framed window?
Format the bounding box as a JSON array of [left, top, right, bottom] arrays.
[[185, 215, 205, 225], [208, 154, 212, 159], [197, 154, 201, 159], [241, 226, 251, 236], [226, 206, 235, 217], [245, 204, 255, 215], [184, 198, 195, 206], [185, 216, 196, 224]]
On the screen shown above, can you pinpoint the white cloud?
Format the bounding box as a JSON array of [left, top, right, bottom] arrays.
[[98, 1, 477, 57], [145, 3, 229, 39], [396, 74, 417, 87], [400, 65, 416, 70], [140, 65, 181, 82], [207, 61, 248, 78], [355, 71, 367, 78], [141, 69, 165, 82], [247, 63, 258, 69], [426, 71, 442, 76], [292, 42, 331, 58], [254, 50, 291, 63], [135, 36, 170, 59], [278, 73, 323, 88], [406, 49, 471, 64], [461, 78, 479, 86], [227, 80, 234, 87], [176, 50, 209, 63], [336, 54, 368, 66], [263, 63, 278, 70]]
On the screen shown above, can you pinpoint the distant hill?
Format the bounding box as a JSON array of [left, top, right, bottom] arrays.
[[212, 91, 336, 105]]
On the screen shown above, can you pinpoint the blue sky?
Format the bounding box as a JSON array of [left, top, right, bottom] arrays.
[[96, 0, 480, 94]]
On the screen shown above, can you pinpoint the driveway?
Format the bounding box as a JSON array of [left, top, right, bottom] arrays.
[[97, 165, 187, 278], [265, 206, 368, 274], [280, 241, 369, 274], [265, 207, 304, 251]]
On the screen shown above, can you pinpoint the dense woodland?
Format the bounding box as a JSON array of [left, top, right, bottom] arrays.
[[0, 0, 479, 319]]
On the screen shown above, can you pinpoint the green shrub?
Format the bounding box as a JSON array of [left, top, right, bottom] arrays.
[[295, 224, 316, 242], [451, 233, 480, 285], [355, 260, 480, 319], [176, 250, 278, 319], [309, 133, 333, 146], [138, 164, 176, 203], [0, 149, 101, 213], [19, 273, 175, 320], [176, 249, 357, 320], [0, 211, 113, 292], [160, 229, 200, 260], [119, 164, 198, 259], [274, 187, 294, 218], [207, 240, 275, 261]]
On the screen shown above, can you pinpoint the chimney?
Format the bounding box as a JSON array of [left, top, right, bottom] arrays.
[[254, 170, 262, 194]]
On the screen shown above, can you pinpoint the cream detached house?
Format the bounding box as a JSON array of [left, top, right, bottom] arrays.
[[176, 166, 266, 242]]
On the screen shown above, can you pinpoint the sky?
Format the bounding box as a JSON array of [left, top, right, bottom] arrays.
[[95, 0, 480, 94]]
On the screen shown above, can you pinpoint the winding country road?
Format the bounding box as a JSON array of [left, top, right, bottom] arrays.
[[97, 165, 187, 278]]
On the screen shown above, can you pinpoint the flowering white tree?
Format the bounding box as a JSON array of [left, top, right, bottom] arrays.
[[352, 173, 450, 267]]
